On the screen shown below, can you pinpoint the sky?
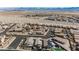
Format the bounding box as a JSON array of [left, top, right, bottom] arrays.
[[0, 0, 79, 7]]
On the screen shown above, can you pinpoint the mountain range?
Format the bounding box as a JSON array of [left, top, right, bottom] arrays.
[[0, 7, 79, 11]]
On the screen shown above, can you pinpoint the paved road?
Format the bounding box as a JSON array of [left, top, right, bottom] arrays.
[[8, 36, 22, 49], [0, 23, 16, 35]]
